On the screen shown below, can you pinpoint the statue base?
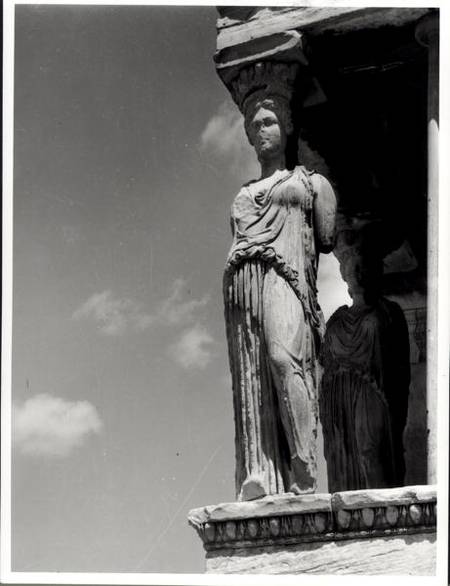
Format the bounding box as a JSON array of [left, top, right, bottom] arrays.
[[188, 485, 436, 574]]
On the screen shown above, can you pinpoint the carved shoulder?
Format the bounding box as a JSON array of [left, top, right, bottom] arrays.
[[326, 305, 350, 330]]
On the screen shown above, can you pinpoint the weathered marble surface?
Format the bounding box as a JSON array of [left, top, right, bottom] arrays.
[[216, 7, 433, 52], [332, 484, 435, 509], [188, 485, 436, 575], [332, 484, 436, 511], [223, 61, 336, 501], [206, 533, 436, 574], [189, 493, 332, 525]]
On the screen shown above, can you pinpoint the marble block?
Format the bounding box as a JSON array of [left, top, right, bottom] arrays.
[[188, 484, 436, 574]]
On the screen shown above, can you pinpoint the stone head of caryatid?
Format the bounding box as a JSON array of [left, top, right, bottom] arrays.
[[336, 223, 384, 306], [232, 62, 298, 165], [343, 250, 383, 304], [243, 93, 294, 163]]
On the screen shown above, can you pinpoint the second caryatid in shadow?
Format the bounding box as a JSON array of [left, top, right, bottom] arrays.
[[319, 227, 411, 492], [223, 63, 337, 501]]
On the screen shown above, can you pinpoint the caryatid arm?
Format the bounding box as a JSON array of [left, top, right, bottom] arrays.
[[311, 174, 337, 254]]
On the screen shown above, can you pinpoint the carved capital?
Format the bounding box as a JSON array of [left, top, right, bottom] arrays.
[[230, 61, 299, 116], [214, 27, 327, 114]]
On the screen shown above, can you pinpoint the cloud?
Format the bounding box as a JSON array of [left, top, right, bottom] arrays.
[[168, 325, 214, 370], [159, 278, 209, 326], [317, 253, 352, 322], [200, 100, 259, 182], [72, 290, 154, 335], [73, 279, 209, 336], [13, 394, 102, 457]]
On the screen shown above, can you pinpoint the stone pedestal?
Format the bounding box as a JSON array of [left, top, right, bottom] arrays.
[[188, 485, 436, 575]]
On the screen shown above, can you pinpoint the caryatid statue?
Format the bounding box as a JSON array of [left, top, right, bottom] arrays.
[[223, 62, 337, 501], [319, 225, 411, 492]]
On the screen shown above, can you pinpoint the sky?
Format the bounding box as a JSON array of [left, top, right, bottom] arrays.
[[11, 4, 351, 574]]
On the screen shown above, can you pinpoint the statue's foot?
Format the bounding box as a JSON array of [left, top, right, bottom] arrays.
[[289, 482, 315, 495], [239, 475, 267, 501]]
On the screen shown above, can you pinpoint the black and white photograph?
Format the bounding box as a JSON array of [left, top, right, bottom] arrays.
[[2, 1, 448, 584]]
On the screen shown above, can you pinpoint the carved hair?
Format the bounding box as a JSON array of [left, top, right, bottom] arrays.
[[231, 62, 297, 147], [243, 94, 294, 146]]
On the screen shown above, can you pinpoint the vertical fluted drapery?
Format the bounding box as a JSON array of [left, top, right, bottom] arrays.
[[223, 158, 336, 500]]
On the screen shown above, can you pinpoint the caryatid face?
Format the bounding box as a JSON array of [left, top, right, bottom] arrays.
[[246, 106, 287, 161]]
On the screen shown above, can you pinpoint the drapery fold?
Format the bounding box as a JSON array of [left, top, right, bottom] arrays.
[[320, 299, 410, 491]]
